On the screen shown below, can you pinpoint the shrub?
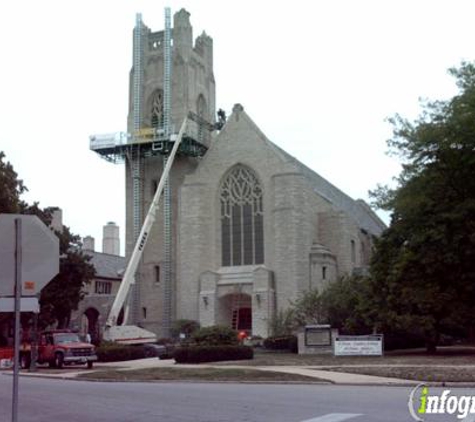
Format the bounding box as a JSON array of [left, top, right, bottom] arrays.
[[174, 345, 253, 363], [96, 343, 149, 362], [192, 325, 238, 346], [264, 335, 298, 353], [170, 319, 200, 340]]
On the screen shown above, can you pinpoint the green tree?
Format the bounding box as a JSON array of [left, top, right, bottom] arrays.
[[290, 288, 326, 327], [0, 151, 27, 213], [369, 62, 475, 352], [320, 275, 373, 334], [287, 276, 373, 335], [39, 224, 95, 329], [269, 308, 295, 336]]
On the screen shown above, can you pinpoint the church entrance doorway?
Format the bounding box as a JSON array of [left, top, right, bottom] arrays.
[[233, 307, 252, 331], [219, 292, 252, 333]]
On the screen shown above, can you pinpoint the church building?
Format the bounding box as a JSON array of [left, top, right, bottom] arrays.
[[121, 9, 385, 339]]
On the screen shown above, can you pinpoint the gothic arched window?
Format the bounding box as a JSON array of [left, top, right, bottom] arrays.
[[220, 165, 264, 266], [150, 89, 164, 129]]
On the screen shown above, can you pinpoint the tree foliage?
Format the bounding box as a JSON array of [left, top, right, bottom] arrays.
[[288, 276, 373, 335], [368, 62, 475, 351], [290, 288, 326, 327], [170, 319, 200, 339], [269, 308, 295, 336], [0, 151, 95, 329], [0, 152, 27, 214], [39, 225, 95, 329], [320, 275, 373, 334]]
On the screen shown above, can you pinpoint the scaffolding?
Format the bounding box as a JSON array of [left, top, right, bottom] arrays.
[[162, 7, 173, 336], [129, 12, 144, 325]]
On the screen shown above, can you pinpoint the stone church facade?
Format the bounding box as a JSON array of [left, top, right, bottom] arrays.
[[126, 9, 385, 338]]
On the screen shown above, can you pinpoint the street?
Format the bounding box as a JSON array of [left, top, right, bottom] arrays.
[[0, 374, 460, 422]]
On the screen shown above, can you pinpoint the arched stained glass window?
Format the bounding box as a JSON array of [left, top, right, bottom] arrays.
[[150, 89, 164, 129], [220, 165, 264, 266]]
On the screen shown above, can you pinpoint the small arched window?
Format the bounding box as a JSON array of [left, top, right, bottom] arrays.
[[197, 94, 207, 118], [196, 94, 207, 143], [351, 239, 356, 264], [150, 89, 164, 129], [220, 165, 264, 266]]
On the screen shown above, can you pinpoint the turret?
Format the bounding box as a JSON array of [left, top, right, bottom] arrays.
[[195, 31, 213, 69], [173, 8, 192, 58]]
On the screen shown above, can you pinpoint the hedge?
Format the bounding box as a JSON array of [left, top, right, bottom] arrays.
[[192, 325, 238, 346], [174, 345, 253, 363], [96, 344, 149, 362]]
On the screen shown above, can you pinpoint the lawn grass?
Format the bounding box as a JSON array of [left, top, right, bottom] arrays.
[[36, 346, 475, 383], [217, 347, 475, 367], [323, 366, 475, 382], [76, 367, 327, 383]]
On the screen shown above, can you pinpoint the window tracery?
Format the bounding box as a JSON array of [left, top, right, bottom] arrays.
[[220, 165, 264, 266], [150, 89, 164, 129]]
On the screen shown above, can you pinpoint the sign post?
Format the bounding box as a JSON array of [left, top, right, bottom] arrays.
[[12, 218, 21, 422]]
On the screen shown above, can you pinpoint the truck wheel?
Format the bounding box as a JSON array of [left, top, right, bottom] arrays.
[[54, 353, 64, 369], [87, 361, 93, 369], [20, 353, 31, 370]]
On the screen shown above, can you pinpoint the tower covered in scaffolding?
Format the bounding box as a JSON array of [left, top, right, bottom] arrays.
[[126, 9, 215, 336], [87, 9, 213, 337]]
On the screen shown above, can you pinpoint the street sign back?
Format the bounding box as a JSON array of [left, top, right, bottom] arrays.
[[0, 214, 59, 296]]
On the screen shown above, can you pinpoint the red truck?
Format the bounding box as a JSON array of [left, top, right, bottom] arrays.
[[18, 329, 97, 369]]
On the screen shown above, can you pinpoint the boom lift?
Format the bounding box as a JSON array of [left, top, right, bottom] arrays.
[[103, 117, 188, 344]]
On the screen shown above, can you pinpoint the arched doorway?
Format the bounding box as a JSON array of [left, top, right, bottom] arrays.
[[234, 307, 252, 331], [83, 307, 100, 344]]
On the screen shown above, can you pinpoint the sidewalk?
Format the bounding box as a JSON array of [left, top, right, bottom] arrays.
[[6, 357, 421, 385]]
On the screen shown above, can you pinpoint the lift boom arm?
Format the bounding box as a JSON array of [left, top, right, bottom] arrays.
[[105, 118, 188, 328]]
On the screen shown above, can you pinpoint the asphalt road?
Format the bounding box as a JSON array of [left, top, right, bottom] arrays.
[[0, 374, 472, 422]]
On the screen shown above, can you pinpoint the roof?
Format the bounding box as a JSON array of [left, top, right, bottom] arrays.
[[223, 106, 387, 236], [83, 251, 126, 280], [270, 142, 386, 235]]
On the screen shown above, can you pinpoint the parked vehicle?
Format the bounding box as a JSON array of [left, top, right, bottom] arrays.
[[20, 330, 97, 369]]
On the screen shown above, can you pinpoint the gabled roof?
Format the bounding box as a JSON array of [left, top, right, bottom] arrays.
[[268, 141, 386, 235], [83, 251, 126, 280], [219, 105, 386, 236]]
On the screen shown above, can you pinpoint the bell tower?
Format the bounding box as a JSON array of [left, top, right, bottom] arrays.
[[127, 8, 215, 138], [124, 8, 216, 336]]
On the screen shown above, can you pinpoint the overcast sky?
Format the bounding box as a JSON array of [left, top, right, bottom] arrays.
[[1, 0, 473, 254]]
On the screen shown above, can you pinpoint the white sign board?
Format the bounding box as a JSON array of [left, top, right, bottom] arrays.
[[0, 214, 59, 296], [0, 297, 39, 312], [334, 335, 383, 356]]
